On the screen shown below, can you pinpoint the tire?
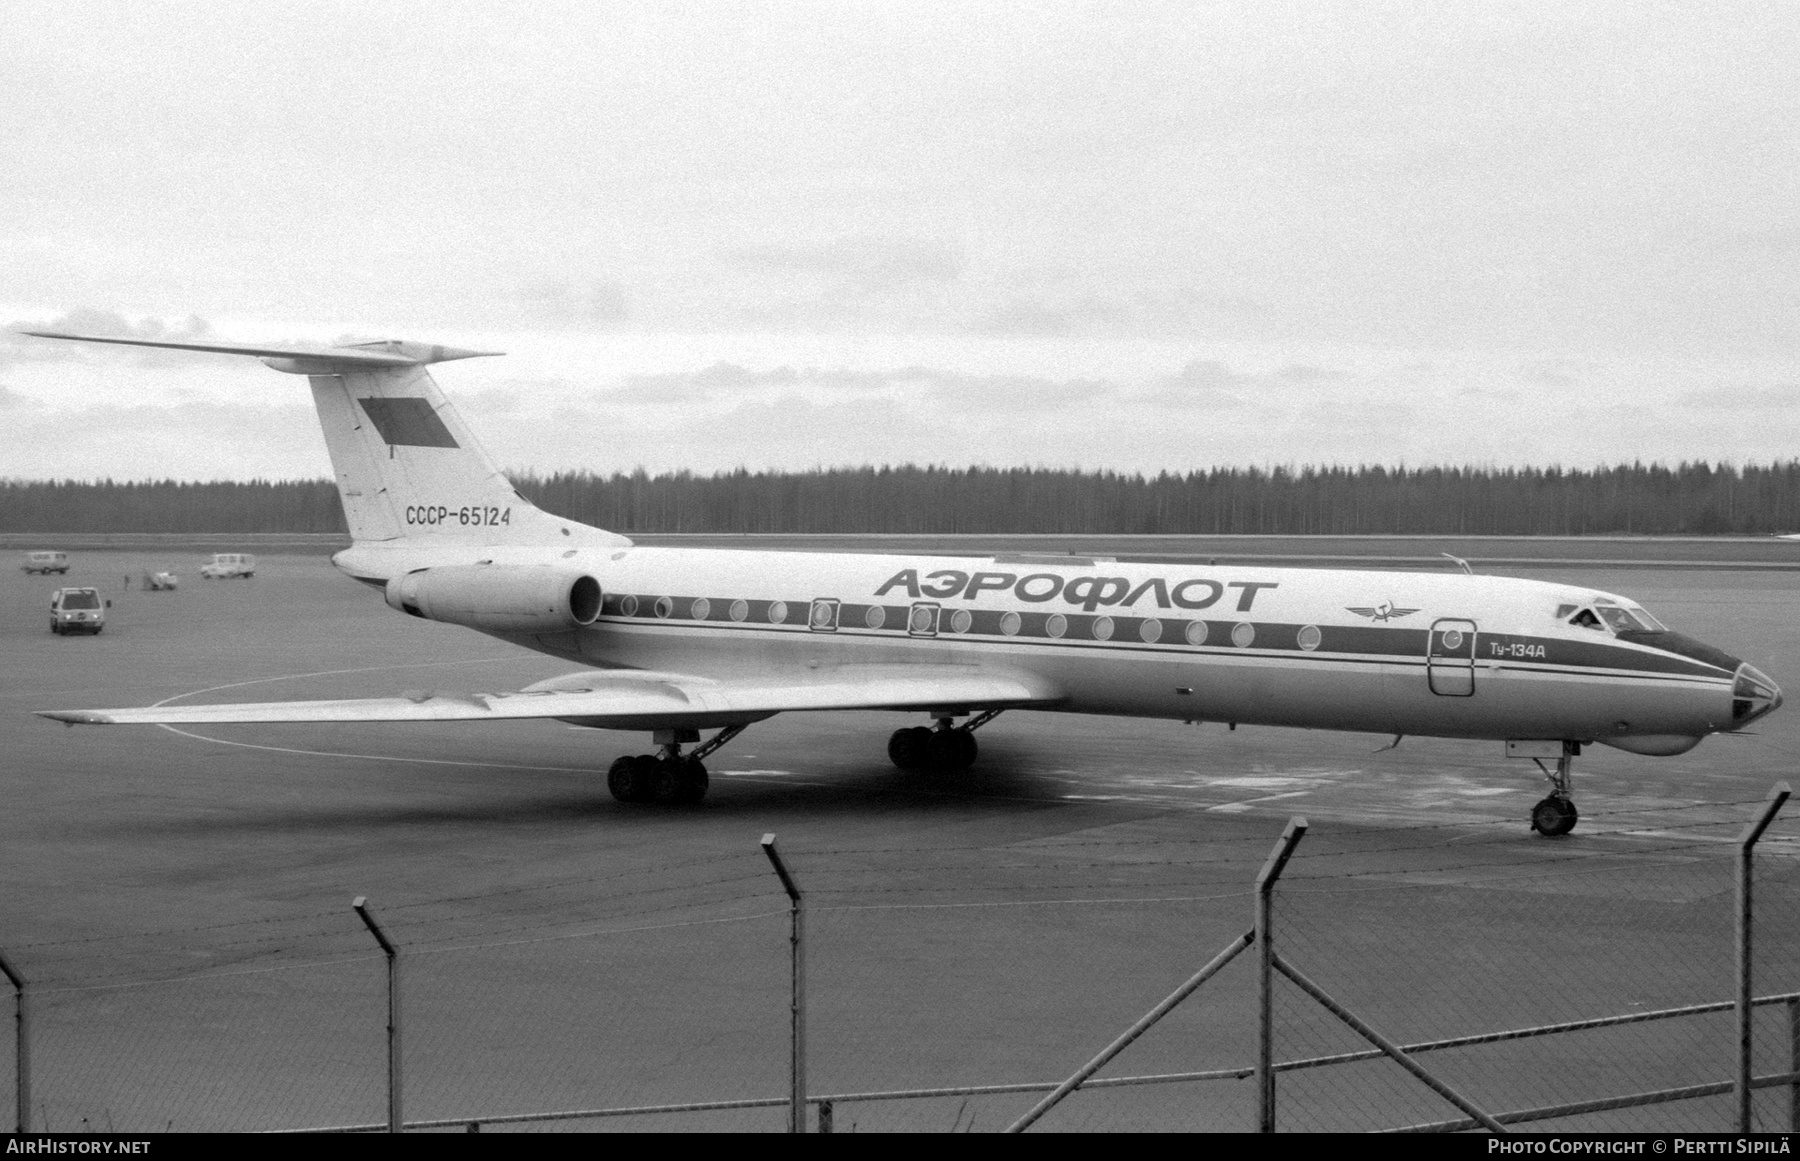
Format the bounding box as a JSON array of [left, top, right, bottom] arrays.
[[606, 756, 639, 803], [927, 728, 976, 770], [888, 726, 932, 770], [651, 758, 686, 804], [1530, 796, 1578, 836], [676, 758, 709, 804]]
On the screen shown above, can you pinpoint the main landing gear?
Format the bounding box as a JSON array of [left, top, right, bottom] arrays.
[[1529, 742, 1581, 837], [607, 725, 748, 806], [887, 710, 1003, 772]]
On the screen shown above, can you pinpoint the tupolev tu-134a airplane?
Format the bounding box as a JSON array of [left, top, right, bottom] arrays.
[[24, 329, 1784, 835]]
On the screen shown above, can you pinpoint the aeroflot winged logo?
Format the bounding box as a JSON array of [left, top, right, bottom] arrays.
[[874, 568, 1278, 612], [1346, 601, 1420, 622]]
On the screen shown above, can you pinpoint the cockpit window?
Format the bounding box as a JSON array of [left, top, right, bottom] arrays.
[[1594, 606, 1640, 633], [1555, 603, 1578, 619], [1567, 600, 1664, 634]]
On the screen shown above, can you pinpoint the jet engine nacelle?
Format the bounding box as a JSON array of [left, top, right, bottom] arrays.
[[384, 565, 603, 634]]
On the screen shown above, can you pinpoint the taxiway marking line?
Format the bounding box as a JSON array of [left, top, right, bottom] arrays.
[[1206, 789, 1312, 813], [149, 654, 535, 707], [155, 724, 593, 773]]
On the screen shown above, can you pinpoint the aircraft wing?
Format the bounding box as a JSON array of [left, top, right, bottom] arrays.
[[37, 664, 1061, 727]]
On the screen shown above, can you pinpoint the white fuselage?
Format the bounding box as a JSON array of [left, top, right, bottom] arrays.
[[336, 541, 1756, 750]]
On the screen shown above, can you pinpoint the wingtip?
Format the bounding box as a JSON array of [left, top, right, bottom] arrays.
[[36, 710, 115, 726]]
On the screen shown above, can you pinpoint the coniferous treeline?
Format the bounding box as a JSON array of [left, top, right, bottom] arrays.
[[4, 463, 1800, 535], [0, 478, 347, 533], [519, 463, 1800, 535]]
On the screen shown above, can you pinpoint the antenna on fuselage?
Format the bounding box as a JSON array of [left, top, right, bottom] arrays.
[[1441, 552, 1474, 575]]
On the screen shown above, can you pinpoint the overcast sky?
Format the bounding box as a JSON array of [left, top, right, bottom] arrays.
[[3, 2, 1797, 481]]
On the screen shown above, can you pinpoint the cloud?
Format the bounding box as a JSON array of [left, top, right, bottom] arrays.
[[1274, 364, 1341, 383], [0, 383, 42, 409], [1129, 357, 1358, 411], [457, 387, 530, 415], [1681, 384, 1800, 410], [973, 297, 1087, 336], [1, 398, 326, 480], [916, 371, 1101, 410], [603, 361, 1105, 413], [1519, 358, 1593, 387], [1132, 359, 1250, 410], [613, 363, 813, 405], [2, 311, 220, 368], [722, 234, 962, 297], [970, 285, 1279, 338], [516, 279, 630, 326], [1455, 385, 1523, 403]]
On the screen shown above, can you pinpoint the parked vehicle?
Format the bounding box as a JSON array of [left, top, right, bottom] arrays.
[[50, 587, 108, 635], [144, 571, 179, 591], [200, 553, 256, 579], [21, 551, 70, 575]]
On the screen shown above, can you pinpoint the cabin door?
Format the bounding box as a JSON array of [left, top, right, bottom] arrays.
[[1427, 619, 1477, 696]]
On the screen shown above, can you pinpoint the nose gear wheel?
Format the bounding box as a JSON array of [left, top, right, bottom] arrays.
[[1530, 795, 1578, 836], [1528, 743, 1582, 836]]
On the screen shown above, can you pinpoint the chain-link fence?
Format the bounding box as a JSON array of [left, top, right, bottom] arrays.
[[1263, 789, 1800, 1133], [3, 787, 1794, 1133]]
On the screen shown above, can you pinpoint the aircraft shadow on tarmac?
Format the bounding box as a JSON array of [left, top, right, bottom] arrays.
[[103, 751, 1077, 839]]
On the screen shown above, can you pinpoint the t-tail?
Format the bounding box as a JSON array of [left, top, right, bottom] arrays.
[[19, 330, 630, 558]]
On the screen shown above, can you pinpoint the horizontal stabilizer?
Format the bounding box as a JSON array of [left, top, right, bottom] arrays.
[[20, 331, 501, 370], [38, 665, 1060, 729]]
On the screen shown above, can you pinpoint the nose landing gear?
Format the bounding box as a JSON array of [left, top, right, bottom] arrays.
[[1529, 742, 1581, 836]]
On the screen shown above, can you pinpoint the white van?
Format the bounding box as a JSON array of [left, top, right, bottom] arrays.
[[200, 553, 256, 579], [21, 551, 69, 575], [50, 587, 108, 635]]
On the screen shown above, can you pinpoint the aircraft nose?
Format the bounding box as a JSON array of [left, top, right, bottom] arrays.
[[1731, 663, 1783, 728]]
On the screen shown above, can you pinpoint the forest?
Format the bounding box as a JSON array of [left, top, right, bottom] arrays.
[[3, 462, 1798, 536]]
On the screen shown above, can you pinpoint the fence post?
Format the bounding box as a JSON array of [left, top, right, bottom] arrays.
[[1255, 817, 1308, 1133], [1737, 781, 1790, 1133], [761, 834, 806, 1134], [353, 896, 404, 1134], [1789, 996, 1800, 1134], [0, 950, 26, 1134]]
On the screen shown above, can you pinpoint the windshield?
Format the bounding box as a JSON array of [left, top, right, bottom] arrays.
[[1568, 599, 1663, 634], [60, 591, 99, 610], [1560, 598, 1666, 634]]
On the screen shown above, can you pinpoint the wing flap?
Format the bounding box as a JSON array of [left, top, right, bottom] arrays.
[[37, 665, 1058, 727]]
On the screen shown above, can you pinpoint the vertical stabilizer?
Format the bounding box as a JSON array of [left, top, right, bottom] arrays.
[[17, 329, 630, 549], [305, 362, 607, 546]]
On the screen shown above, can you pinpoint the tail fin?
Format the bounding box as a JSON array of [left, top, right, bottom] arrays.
[[20, 330, 629, 548]]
